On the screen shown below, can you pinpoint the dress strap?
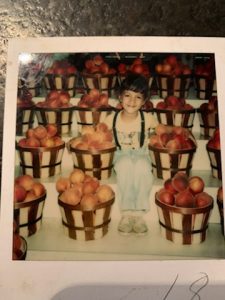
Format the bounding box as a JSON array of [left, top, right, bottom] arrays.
[[140, 110, 145, 147], [112, 110, 121, 149]]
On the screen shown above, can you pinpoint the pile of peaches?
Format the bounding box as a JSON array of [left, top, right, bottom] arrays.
[[36, 90, 71, 109], [83, 55, 116, 75], [155, 95, 194, 111], [156, 172, 213, 208], [149, 124, 196, 151], [69, 123, 114, 151], [46, 60, 77, 76], [194, 57, 215, 79], [207, 128, 220, 150], [77, 89, 111, 108], [14, 175, 46, 203], [155, 54, 192, 77], [56, 168, 115, 210], [17, 124, 64, 148], [117, 58, 150, 77]]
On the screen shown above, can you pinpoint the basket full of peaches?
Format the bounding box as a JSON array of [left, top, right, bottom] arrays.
[[206, 128, 221, 179], [73, 88, 115, 133], [16, 124, 65, 178], [117, 57, 153, 89], [14, 175, 46, 237], [194, 56, 217, 100], [155, 172, 214, 244], [154, 95, 195, 130], [35, 90, 75, 135], [148, 124, 197, 180], [197, 96, 219, 138], [68, 123, 116, 180], [56, 169, 115, 241], [44, 59, 78, 97], [80, 55, 117, 96], [155, 54, 192, 98]]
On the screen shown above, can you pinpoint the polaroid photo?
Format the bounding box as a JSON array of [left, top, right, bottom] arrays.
[[1, 37, 225, 299]]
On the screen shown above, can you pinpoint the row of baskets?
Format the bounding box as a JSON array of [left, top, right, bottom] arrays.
[[17, 101, 218, 138], [19, 72, 217, 100]]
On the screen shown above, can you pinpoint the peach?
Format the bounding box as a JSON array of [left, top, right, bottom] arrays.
[[47, 90, 59, 100], [18, 138, 27, 148], [16, 175, 34, 191], [24, 191, 37, 202], [61, 187, 81, 205], [14, 184, 27, 203], [69, 169, 85, 184], [156, 101, 166, 109], [75, 142, 89, 150], [98, 94, 109, 106], [80, 194, 98, 211], [82, 179, 100, 195], [172, 173, 189, 192], [26, 137, 41, 147], [59, 91, 70, 105], [26, 128, 35, 138], [96, 185, 114, 203], [81, 126, 95, 135], [56, 177, 71, 193], [99, 141, 114, 150], [46, 124, 58, 137], [155, 124, 168, 136], [13, 233, 22, 252], [31, 182, 45, 197], [175, 189, 195, 208], [53, 136, 63, 146], [188, 176, 205, 195], [157, 188, 175, 205], [89, 88, 100, 100], [69, 137, 83, 148], [164, 178, 177, 194], [40, 137, 55, 147], [195, 192, 213, 208], [71, 182, 83, 196], [166, 139, 181, 150], [33, 125, 48, 140], [96, 123, 109, 132]]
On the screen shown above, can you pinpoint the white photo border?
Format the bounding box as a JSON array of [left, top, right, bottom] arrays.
[[1, 37, 225, 299]]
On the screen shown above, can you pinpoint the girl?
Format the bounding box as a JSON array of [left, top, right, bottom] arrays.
[[104, 74, 158, 235]]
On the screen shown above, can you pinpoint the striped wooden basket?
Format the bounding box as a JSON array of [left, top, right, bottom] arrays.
[[148, 145, 197, 180], [217, 199, 224, 235], [13, 236, 28, 260], [155, 74, 192, 98], [194, 76, 217, 99], [16, 142, 65, 178], [18, 80, 42, 97], [44, 73, 78, 97], [58, 196, 115, 241], [73, 106, 114, 133], [197, 108, 219, 138], [34, 106, 74, 135], [80, 72, 117, 97], [206, 145, 221, 179], [155, 194, 213, 244], [68, 144, 116, 180], [16, 106, 35, 136], [154, 108, 196, 130], [14, 193, 46, 237]]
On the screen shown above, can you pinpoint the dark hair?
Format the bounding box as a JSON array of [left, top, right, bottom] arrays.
[[119, 73, 149, 100]]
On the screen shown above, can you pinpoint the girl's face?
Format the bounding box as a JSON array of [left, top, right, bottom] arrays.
[[120, 90, 145, 115]]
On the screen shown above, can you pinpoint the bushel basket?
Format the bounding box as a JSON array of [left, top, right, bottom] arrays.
[[206, 145, 221, 179], [155, 194, 213, 244], [44, 73, 78, 97], [194, 75, 217, 100], [58, 196, 115, 241]]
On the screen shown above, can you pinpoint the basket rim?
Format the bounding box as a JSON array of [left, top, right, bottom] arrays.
[[80, 71, 117, 78], [44, 73, 78, 78], [155, 73, 193, 79], [148, 144, 196, 154], [14, 193, 46, 209], [69, 143, 116, 154], [16, 141, 65, 152], [17, 104, 35, 110], [58, 195, 115, 211], [73, 105, 115, 112], [34, 105, 75, 112], [154, 108, 196, 113], [155, 193, 213, 214]]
